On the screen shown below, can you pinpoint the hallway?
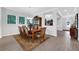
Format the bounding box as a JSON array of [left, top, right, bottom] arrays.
[[33, 31, 79, 51]]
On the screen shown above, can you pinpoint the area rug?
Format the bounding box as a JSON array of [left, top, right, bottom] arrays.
[[14, 35, 49, 51]]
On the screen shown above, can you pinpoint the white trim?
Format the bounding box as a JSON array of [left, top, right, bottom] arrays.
[[0, 36, 2, 38], [2, 32, 19, 37]]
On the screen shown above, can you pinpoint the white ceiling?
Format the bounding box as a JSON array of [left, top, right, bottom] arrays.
[[5, 7, 78, 17], [58, 7, 77, 16], [5, 7, 53, 17]]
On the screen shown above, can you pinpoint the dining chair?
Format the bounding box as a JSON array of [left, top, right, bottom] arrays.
[[36, 27, 46, 41], [18, 26, 25, 37], [22, 26, 32, 39]]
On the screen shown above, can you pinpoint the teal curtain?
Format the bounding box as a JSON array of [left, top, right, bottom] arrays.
[[19, 16, 25, 24], [7, 15, 16, 24]]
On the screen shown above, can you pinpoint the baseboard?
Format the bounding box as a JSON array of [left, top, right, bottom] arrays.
[[46, 33, 57, 37], [0, 37, 2, 39], [2, 33, 19, 37]]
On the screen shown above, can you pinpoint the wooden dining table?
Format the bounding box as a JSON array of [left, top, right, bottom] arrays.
[[31, 28, 41, 41]]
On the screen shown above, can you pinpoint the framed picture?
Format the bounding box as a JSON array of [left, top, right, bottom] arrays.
[[7, 15, 16, 24], [45, 15, 53, 26], [19, 16, 25, 24]]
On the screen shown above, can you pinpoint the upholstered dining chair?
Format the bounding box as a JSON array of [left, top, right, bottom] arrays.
[[36, 27, 46, 41], [18, 26, 25, 37], [22, 26, 32, 39]]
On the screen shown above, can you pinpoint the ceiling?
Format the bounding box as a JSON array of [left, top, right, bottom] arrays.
[[5, 7, 78, 17], [58, 7, 77, 16]]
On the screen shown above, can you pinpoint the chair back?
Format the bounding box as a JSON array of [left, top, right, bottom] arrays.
[[22, 26, 28, 35], [18, 26, 24, 35]]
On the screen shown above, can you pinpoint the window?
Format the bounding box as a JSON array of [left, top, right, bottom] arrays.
[[27, 19, 33, 25], [7, 15, 16, 24], [67, 21, 70, 25], [19, 16, 25, 24]]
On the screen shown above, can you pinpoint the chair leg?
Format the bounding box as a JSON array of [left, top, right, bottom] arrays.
[[41, 36, 46, 42]]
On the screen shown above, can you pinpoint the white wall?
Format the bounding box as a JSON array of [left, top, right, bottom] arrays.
[[57, 12, 63, 31], [2, 8, 57, 37], [38, 10, 57, 36], [57, 18, 63, 31], [2, 8, 28, 37], [0, 7, 1, 38]]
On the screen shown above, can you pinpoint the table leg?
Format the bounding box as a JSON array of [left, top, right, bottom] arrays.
[[32, 33, 35, 41]]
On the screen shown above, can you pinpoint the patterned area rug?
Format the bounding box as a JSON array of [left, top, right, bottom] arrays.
[[14, 35, 50, 51]]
